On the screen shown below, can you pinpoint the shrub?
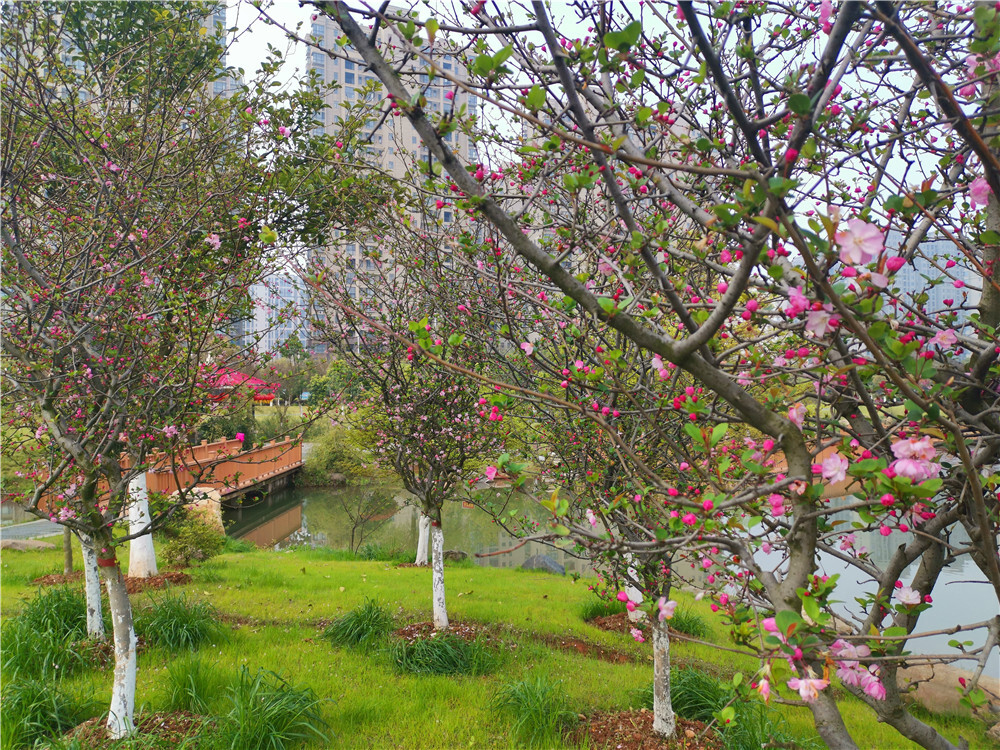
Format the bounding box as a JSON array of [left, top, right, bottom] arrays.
[[220, 667, 328, 750], [0, 677, 98, 750], [299, 425, 381, 485], [16, 585, 87, 637], [390, 633, 500, 676], [578, 595, 628, 621], [164, 655, 233, 714], [492, 676, 577, 748], [669, 609, 711, 640], [136, 593, 224, 651], [323, 599, 394, 652], [160, 510, 225, 568]]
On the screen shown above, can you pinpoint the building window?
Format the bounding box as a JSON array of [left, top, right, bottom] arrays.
[[345, 60, 355, 70], [312, 51, 325, 68], [311, 23, 324, 39], [344, 71, 355, 84], [443, 210, 452, 223], [388, 160, 394, 170]]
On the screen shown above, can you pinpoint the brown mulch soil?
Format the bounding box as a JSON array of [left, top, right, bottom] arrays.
[[393, 562, 428, 568], [31, 570, 191, 593], [31, 571, 84, 585], [393, 620, 513, 648], [67, 711, 210, 748], [535, 632, 638, 664], [569, 710, 724, 750], [591, 611, 652, 636]]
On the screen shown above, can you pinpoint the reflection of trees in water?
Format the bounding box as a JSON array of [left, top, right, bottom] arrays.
[[270, 486, 593, 572], [825, 496, 973, 576]]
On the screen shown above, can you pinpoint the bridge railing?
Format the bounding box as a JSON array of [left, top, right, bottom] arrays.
[[146, 437, 302, 497]]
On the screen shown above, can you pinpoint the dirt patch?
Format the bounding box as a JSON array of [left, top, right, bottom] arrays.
[[31, 571, 84, 586], [393, 562, 428, 569], [68, 711, 210, 748], [31, 570, 191, 593], [125, 572, 191, 594], [569, 710, 723, 750], [393, 620, 513, 649], [535, 632, 638, 664]]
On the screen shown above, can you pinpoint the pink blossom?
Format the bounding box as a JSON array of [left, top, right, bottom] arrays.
[[657, 597, 677, 621], [817, 452, 848, 484], [784, 286, 810, 317], [836, 219, 883, 265], [235, 432, 245, 442], [205, 233, 221, 251], [818, 0, 833, 33], [788, 403, 806, 429], [162, 425, 179, 439], [894, 586, 921, 606], [617, 591, 630, 602], [757, 677, 772, 702], [278, 126, 290, 138], [891, 436, 936, 462], [585, 508, 598, 527], [630, 627, 646, 643], [885, 256, 906, 272], [484, 466, 498, 481], [861, 669, 886, 700], [970, 177, 992, 208], [681, 512, 697, 526], [787, 676, 829, 703], [520, 342, 534, 356], [805, 305, 839, 337]]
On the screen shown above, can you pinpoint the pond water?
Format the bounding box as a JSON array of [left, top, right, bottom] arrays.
[[224, 485, 997, 674], [222, 484, 593, 575]]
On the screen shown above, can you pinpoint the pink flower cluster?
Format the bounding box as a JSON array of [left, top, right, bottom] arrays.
[[889, 436, 939, 483], [831, 640, 885, 700]]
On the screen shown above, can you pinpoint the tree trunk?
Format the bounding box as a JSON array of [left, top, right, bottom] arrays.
[[79, 532, 105, 639], [624, 552, 645, 623], [431, 520, 448, 629], [63, 526, 73, 575], [651, 615, 675, 738], [415, 513, 430, 565], [100, 557, 136, 739], [127, 473, 158, 578]]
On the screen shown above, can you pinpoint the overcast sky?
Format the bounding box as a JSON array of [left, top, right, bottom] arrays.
[[227, 0, 312, 89]]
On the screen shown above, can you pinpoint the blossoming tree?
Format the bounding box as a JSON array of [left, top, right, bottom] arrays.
[[1, 3, 287, 737], [306, 1, 1000, 746]]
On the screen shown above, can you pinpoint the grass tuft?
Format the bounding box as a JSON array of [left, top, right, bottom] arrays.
[[322, 598, 394, 652], [578, 596, 628, 621], [163, 654, 233, 713], [390, 633, 501, 676], [492, 676, 577, 748], [1, 587, 91, 679], [0, 677, 98, 750], [220, 667, 328, 750], [669, 609, 711, 640], [136, 593, 224, 651]]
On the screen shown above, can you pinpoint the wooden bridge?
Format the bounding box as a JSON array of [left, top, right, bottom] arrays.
[[145, 437, 303, 503]]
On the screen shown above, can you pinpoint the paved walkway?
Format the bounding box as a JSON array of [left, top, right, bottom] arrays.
[[0, 519, 63, 540]]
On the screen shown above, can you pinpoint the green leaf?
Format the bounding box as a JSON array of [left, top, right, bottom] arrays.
[[788, 93, 811, 115], [597, 297, 617, 315], [526, 84, 546, 111], [710, 423, 728, 447], [425, 18, 439, 43], [258, 226, 277, 245], [683, 422, 702, 443]]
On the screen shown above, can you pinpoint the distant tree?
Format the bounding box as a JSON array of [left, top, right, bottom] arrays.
[[1, 2, 286, 737]]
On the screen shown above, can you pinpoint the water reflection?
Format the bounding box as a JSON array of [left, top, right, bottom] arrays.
[[222, 485, 592, 575]]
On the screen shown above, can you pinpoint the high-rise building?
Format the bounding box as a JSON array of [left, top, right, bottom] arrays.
[[304, 10, 477, 329]]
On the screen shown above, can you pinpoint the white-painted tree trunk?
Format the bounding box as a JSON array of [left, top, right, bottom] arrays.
[[79, 532, 105, 639], [431, 522, 448, 629], [127, 474, 157, 578], [101, 562, 136, 739], [651, 615, 676, 738], [414, 513, 430, 566], [624, 553, 645, 622]]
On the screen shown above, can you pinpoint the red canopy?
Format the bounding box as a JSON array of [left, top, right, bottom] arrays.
[[207, 367, 279, 402]]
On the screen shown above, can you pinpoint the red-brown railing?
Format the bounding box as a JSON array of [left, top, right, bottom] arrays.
[[146, 437, 302, 497]]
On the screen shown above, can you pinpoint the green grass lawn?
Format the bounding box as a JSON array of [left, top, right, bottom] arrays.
[[1, 536, 991, 749]]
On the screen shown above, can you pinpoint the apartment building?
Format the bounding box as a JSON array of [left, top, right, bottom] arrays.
[[304, 11, 478, 325]]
